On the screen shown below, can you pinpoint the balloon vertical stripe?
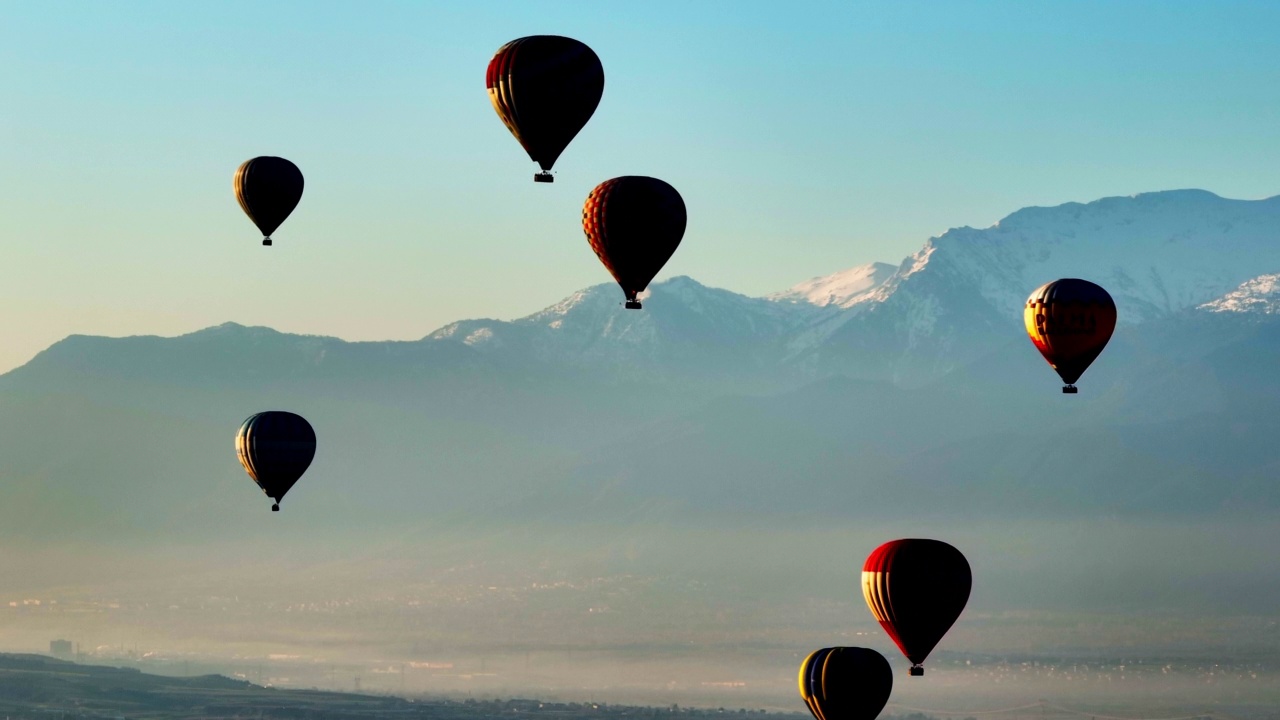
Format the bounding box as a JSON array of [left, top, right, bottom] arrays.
[[233, 156, 304, 244], [235, 411, 316, 510], [862, 539, 971, 674], [798, 647, 892, 720], [1025, 278, 1116, 390], [486, 36, 604, 176]]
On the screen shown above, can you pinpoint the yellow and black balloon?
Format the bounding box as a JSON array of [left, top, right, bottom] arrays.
[[1024, 278, 1116, 393], [486, 36, 604, 182], [235, 411, 316, 512], [233, 156, 304, 246], [798, 647, 893, 720]]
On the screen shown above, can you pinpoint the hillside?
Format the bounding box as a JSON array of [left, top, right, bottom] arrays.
[[0, 654, 806, 720]]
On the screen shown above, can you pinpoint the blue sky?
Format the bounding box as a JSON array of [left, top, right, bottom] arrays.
[[1, 1, 1278, 371]]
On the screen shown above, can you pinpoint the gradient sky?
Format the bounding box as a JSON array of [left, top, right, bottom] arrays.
[[1, 1, 1278, 373]]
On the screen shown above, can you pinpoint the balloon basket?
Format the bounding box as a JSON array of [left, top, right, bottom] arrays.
[[263, 237, 273, 246], [271, 503, 279, 512], [1062, 385, 1078, 394], [534, 172, 554, 183], [625, 300, 642, 310], [909, 666, 924, 677]]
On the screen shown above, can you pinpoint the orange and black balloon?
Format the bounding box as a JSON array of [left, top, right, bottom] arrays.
[[582, 176, 686, 309], [234, 156, 304, 246], [1024, 279, 1116, 394], [799, 647, 893, 720], [235, 411, 316, 512], [486, 36, 604, 182], [862, 539, 971, 676]]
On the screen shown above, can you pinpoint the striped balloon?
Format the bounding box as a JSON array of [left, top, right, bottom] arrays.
[[486, 36, 604, 182], [235, 411, 316, 511], [798, 647, 893, 720], [1024, 278, 1117, 393], [862, 539, 971, 676], [233, 156, 304, 246], [582, 176, 687, 309]]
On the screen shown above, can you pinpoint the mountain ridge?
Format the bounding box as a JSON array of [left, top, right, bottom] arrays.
[[4, 188, 1280, 541], [12, 188, 1278, 388]]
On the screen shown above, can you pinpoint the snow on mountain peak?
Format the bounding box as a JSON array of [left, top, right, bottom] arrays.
[[769, 262, 897, 308], [891, 189, 1280, 325], [417, 190, 1280, 385], [1198, 274, 1280, 314]]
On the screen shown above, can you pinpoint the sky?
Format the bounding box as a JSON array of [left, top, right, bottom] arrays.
[[1, 0, 1279, 373]]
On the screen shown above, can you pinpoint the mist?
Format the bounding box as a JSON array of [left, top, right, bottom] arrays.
[[3, 515, 1278, 711]]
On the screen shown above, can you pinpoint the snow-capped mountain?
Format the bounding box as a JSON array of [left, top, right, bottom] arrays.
[[22, 188, 1275, 392], [799, 189, 1280, 324], [419, 189, 1280, 385], [883, 189, 1280, 322], [764, 189, 1280, 381], [1199, 274, 1280, 314], [767, 262, 897, 308], [426, 276, 823, 384]]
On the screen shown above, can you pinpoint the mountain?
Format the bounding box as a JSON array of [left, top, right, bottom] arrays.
[[555, 308, 1280, 522], [1199, 273, 1280, 314], [779, 189, 1280, 382], [3, 189, 1280, 543], [876, 189, 1280, 325], [766, 262, 897, 308], [431, 189, 1280, 386], [426, 276, 819, 388]]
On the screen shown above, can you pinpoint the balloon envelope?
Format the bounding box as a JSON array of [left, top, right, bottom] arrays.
[[862, 539, 971, 674], [486, 36, 604, 179], [1024, 278, 1116, 389], [235, 411, 316, 508], [582, 176, 687, 308], [234, 156, 304, 244], [798, 647, 893, 720]]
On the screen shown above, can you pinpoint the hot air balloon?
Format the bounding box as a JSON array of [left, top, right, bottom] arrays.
[[1024, 279, 1116, 394], [798, 647, 893, 720], [234, 156, 304, 246], [582, 176, 686, 309], [235, 411, 316, 511], [486, 36, 604, 182], [862, 539, 971, 676]]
